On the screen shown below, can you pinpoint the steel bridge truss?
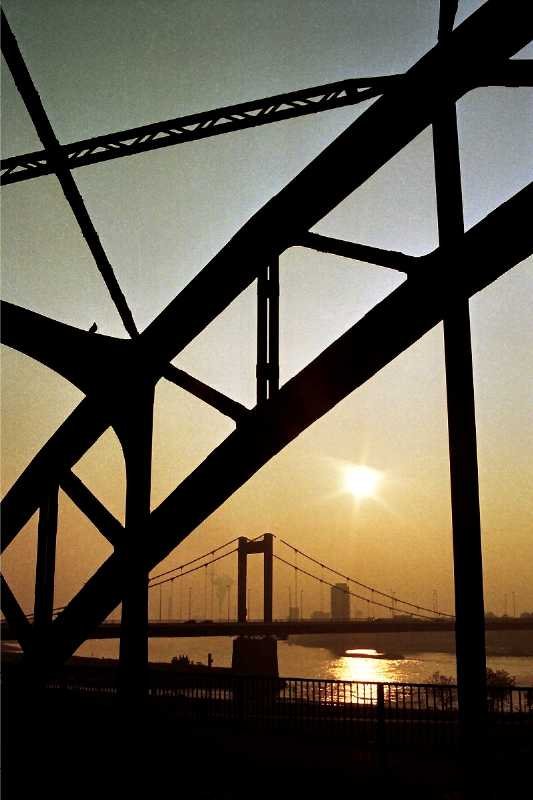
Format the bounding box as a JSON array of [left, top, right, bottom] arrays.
[[1, 0, 532, 735]]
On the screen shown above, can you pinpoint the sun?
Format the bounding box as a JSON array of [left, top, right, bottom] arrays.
[[343, 465, 382, 500]]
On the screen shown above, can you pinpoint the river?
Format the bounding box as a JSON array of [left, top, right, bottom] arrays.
[[76, 637, 533, 685]]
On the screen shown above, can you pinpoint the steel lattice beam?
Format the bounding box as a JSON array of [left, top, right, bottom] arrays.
[[0, 76, 396, 186], [2, 61, 531, 187]]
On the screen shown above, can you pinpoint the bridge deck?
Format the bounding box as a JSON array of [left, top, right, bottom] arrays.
[[3, 617, 529, 640]]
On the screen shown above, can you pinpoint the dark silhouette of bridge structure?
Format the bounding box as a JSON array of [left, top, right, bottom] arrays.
[[1, 0, 532, 752]]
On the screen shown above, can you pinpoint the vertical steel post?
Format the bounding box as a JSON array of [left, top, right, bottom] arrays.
[[117, 379, 155, 696], [376, 683, 387, 770], [34, 487, 59, 662], [237, 536, 248, 623], [438, 0, 458, 41], [433, 3, 487, 742], [263, 533, 274, 623], [268, 257, 280, 397], [257, 258, 280, 403], [256, 267, 269, 404]]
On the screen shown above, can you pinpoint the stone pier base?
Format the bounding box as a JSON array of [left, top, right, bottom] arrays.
[[231, 636, 279, 676]]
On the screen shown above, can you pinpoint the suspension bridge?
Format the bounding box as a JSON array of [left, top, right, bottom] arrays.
[[147, 533, 454, 625], [3, 533, 530, 641]]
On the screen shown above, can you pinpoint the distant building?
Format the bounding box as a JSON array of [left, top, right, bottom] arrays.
[[331, 583, 350, 619]]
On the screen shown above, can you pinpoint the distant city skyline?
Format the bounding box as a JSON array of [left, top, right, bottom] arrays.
[[1, 0, 532, 632]]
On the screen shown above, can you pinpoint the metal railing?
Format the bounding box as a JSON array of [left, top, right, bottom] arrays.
[[148, 676, 460, 748], [40, 671, 533, 750]]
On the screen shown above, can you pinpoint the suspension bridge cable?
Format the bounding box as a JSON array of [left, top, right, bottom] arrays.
[[278, 538, 453, 618], [149, 547, 237, 589], [273, 554, 441, 621], [149, 537, 239, 582]]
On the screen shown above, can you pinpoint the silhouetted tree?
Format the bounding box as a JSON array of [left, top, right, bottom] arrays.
[[486, 668, 515, 712]]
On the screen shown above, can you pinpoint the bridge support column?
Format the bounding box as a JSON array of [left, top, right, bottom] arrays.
[[34, 486, 59, 671], [236, 533, 274, 623], [237, 537, 248, 623], [232, 636, 279, 676], [263, 532, 273, 623], [116, 379, 155, 697], [434, 4, 487, 746]]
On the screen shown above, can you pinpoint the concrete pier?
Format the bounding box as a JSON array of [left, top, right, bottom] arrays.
[[232, 636, 279, 676]]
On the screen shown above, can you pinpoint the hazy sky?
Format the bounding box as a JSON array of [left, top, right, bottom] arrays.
[[1, 0, 532, 626]]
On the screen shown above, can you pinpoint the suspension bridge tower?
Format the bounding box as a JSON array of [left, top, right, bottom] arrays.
[[232, 533, 278, 676]]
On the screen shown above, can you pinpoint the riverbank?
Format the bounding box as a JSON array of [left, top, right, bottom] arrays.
[[288, 628, 533, 657], [1, 646, 231, 688], [5, 635, 533, 686]]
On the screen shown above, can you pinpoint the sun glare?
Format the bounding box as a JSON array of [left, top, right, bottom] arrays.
[[343, 465, 382, 500]]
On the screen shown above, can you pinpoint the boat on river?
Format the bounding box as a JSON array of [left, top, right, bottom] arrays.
[[345, 648, 404, 660]]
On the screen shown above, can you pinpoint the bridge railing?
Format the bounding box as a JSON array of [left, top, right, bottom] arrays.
[[148, 676, 463, 748], [40, 670, 533, 750]]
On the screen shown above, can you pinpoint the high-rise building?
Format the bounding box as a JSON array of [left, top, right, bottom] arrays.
[[331, 583, 350, 619]]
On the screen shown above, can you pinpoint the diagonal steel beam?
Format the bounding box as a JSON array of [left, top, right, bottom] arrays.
[[481, 59, 533, 86], [0, 574, 34, 654], [59, 472, 124, 548], [163, 364, 248, 423], [296, 232, 418, 273], [0, 10, 138, 339], [1, 399, 109, 554], [46, 182, 533, 664]]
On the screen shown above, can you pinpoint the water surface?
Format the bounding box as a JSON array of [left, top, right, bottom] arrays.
[[76, 637, 533, 685]]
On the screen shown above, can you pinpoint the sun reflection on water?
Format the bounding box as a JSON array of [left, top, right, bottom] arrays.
[[330, 652, 407, 684]]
